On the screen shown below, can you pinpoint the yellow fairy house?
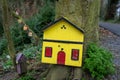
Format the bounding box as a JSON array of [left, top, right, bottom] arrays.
[[41, 17, 84, 67]]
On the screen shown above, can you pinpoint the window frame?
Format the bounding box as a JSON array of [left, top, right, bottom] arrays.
[[71, 49, 79, 60], [45, 47, 52, 57]]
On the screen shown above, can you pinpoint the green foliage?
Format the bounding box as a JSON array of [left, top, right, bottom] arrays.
[[10, 22, 31, 50], [22, 46, 37, 59], [26, 0, 55, 37], [0, 0, 55, 52], [6, 0, 55, 52], [0, 38, 7, 54], [22, 45, 41, 60], [15, 75, 35, 80], [83, 43, 115, 80], [36, 50, 42, 61], [3, 58, 13, 71], [0, 52, 13, 71], [0, 22, 31, 54], [14, 69, 36, 80]]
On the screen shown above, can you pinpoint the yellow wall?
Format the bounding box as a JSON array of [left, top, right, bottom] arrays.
[[43, 20, 84, 42], [41, 19, 84, 67], [41, 42, 83, 67]]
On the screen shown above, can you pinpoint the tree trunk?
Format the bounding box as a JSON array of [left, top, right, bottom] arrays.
[[100, 0, 109, 20], [46, 0, 100, 80], [2, 0, 16, 69]]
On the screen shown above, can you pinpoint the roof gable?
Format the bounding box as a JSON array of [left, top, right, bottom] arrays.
[[42, 17, 84, 33]]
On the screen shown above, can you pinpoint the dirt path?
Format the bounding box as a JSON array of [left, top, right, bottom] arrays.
[[99, 22, 120, 36], [100, 28, 120, 80], [0, 71, 17, 80]]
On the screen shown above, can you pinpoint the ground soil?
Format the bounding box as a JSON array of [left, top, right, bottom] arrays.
[[0, 27, 120, 80], [100, 28, 120, 80]]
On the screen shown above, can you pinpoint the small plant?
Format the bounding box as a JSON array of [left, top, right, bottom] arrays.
[[20, 76, 35, 80], [0, 38, 7, 55], [3, 59, 13, 71], [22, 46, 37, 59], [14, 70, 36, 80], [36, 45, 42, 61], [83, 43, 115, 80], [0, 53, 13, 71], [15, 75, 35, 80], [22, 45, 42, 60]]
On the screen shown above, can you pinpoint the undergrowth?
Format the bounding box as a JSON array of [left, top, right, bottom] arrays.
[[83, 43, 115, 80]]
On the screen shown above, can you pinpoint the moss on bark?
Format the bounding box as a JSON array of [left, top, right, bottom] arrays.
[[2, 0, 16, 69]]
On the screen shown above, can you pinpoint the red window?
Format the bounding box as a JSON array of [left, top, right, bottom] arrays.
[[45, 47, 52, 57], [71, 49, 79, 60]]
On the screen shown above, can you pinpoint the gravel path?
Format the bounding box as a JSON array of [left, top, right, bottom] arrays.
[[100, 28, 120, 80]]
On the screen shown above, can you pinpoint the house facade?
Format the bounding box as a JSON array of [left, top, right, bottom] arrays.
[[41, 17, 84, 67]]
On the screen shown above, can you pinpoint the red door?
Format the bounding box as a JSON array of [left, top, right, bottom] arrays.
[[57, 51, 65, 65]]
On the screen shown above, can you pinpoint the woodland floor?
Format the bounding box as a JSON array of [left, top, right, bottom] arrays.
[[100, 28, 120, 80], [0, 27, 120, 80]]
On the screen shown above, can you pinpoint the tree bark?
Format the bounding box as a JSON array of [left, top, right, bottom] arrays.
[[100, 0, 109, 20], [46, 0, 100, 80], [2, 0, 16, 69]]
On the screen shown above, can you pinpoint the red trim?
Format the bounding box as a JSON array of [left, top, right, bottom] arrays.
[[57, 51, 65, 65], [45, 47, 52, 57], [71, 49, 79, 60]]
